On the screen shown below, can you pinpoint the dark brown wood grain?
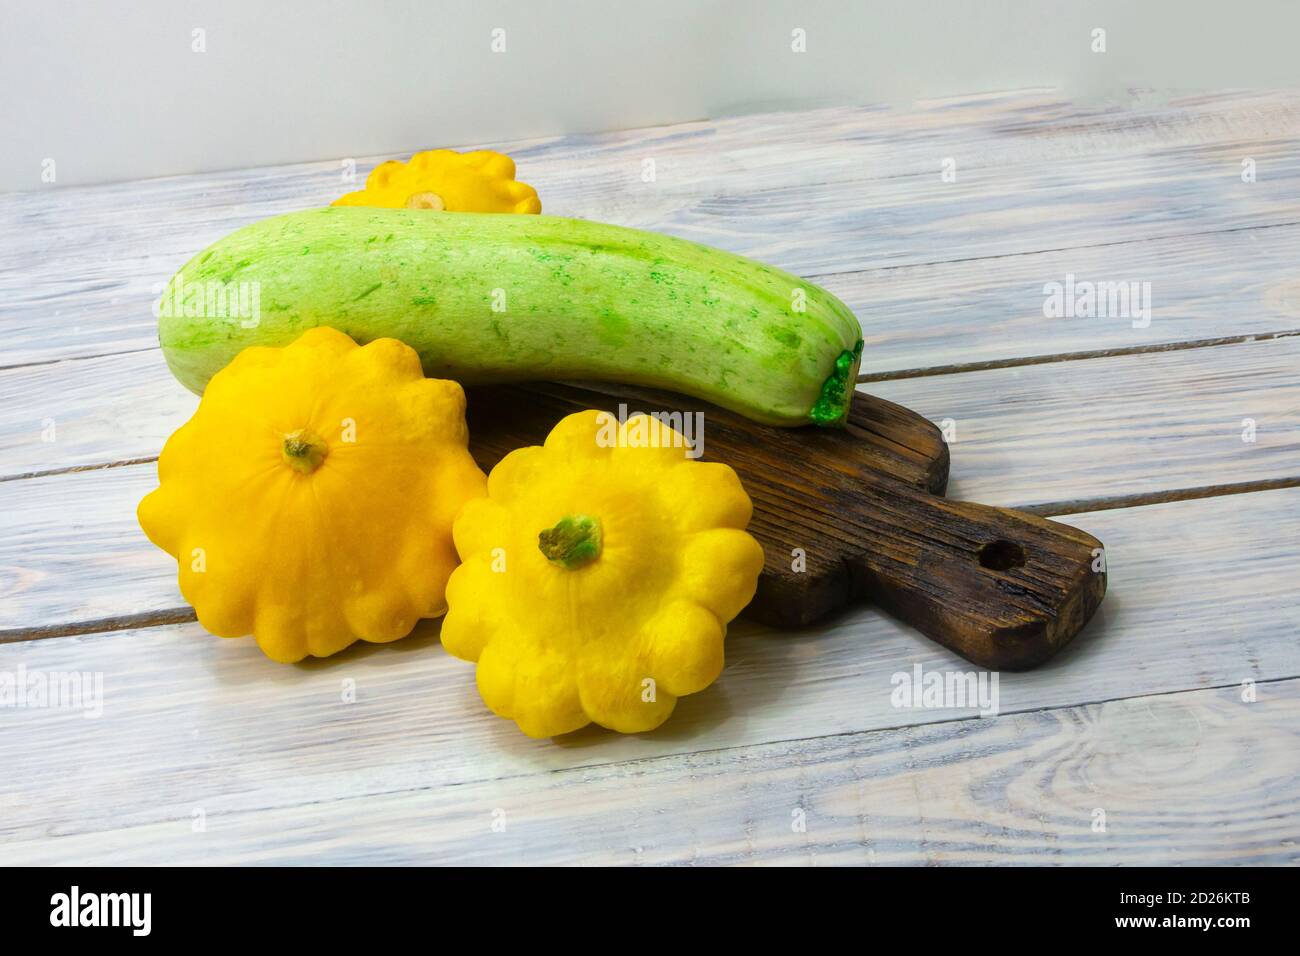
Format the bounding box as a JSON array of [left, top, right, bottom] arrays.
[[465, 382, 1106, 670]]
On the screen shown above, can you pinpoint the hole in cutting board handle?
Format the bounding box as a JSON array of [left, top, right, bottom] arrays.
[[977, 540, 1026, 571]]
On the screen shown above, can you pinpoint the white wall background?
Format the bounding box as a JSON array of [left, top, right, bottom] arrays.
[[4, 0, 1300, 191]]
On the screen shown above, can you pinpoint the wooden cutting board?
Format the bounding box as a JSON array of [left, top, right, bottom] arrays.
[[465, 381, 1106, 670]]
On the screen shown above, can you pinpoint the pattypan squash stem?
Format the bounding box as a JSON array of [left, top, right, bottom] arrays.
[[282, 429, 329, 474], [538, 514, 602, 569], [404, 191, 445, 210]]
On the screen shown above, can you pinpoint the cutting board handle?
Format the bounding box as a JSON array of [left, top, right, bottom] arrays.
[[844, 486, 1107, 670]]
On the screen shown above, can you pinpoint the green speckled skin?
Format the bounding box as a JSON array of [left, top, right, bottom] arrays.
[[159, 207, 864, 426]]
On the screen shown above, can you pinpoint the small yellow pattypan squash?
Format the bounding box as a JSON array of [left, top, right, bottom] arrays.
[[138, 327, 487, 663], [333, 149, 541, 213], [442, 410, 765, 737]]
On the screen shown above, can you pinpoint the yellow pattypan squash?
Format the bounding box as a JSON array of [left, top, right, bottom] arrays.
[[333, 149, 541, 213], [442, 410, 765, 738], [138, 327, 487, 663]]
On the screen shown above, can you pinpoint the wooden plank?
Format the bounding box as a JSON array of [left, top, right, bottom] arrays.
[[1, 671, 1294, 864], [1, 488, 1296, 859], [4, 90, 1298, 367], [8, 214, 1300, 482], [824, 224, 1300, 372], [867, 337, 1300, 510], [3, 341, 1297, 629], [0, 353, 196, 479], [5, 328, 1298, 499], [523, 88, 1300, 207], [577, 139, 1300, 278], [0, 465, 177, 629]]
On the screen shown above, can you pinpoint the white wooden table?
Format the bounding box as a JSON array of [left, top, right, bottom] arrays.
[[2, 89, 1298, 865]]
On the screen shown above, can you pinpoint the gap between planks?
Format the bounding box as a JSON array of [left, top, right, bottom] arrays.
[[2, 475, 1296, 646], [806, 217, 1300, 282], [856, 328, 1300, 384], [4, 327, 1299, 485]]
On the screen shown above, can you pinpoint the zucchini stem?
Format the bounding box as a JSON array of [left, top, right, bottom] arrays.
[[809, 340, 864, 427]]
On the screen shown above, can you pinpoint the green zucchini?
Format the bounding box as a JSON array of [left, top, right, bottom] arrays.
[[157, 207, 864, 426]]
